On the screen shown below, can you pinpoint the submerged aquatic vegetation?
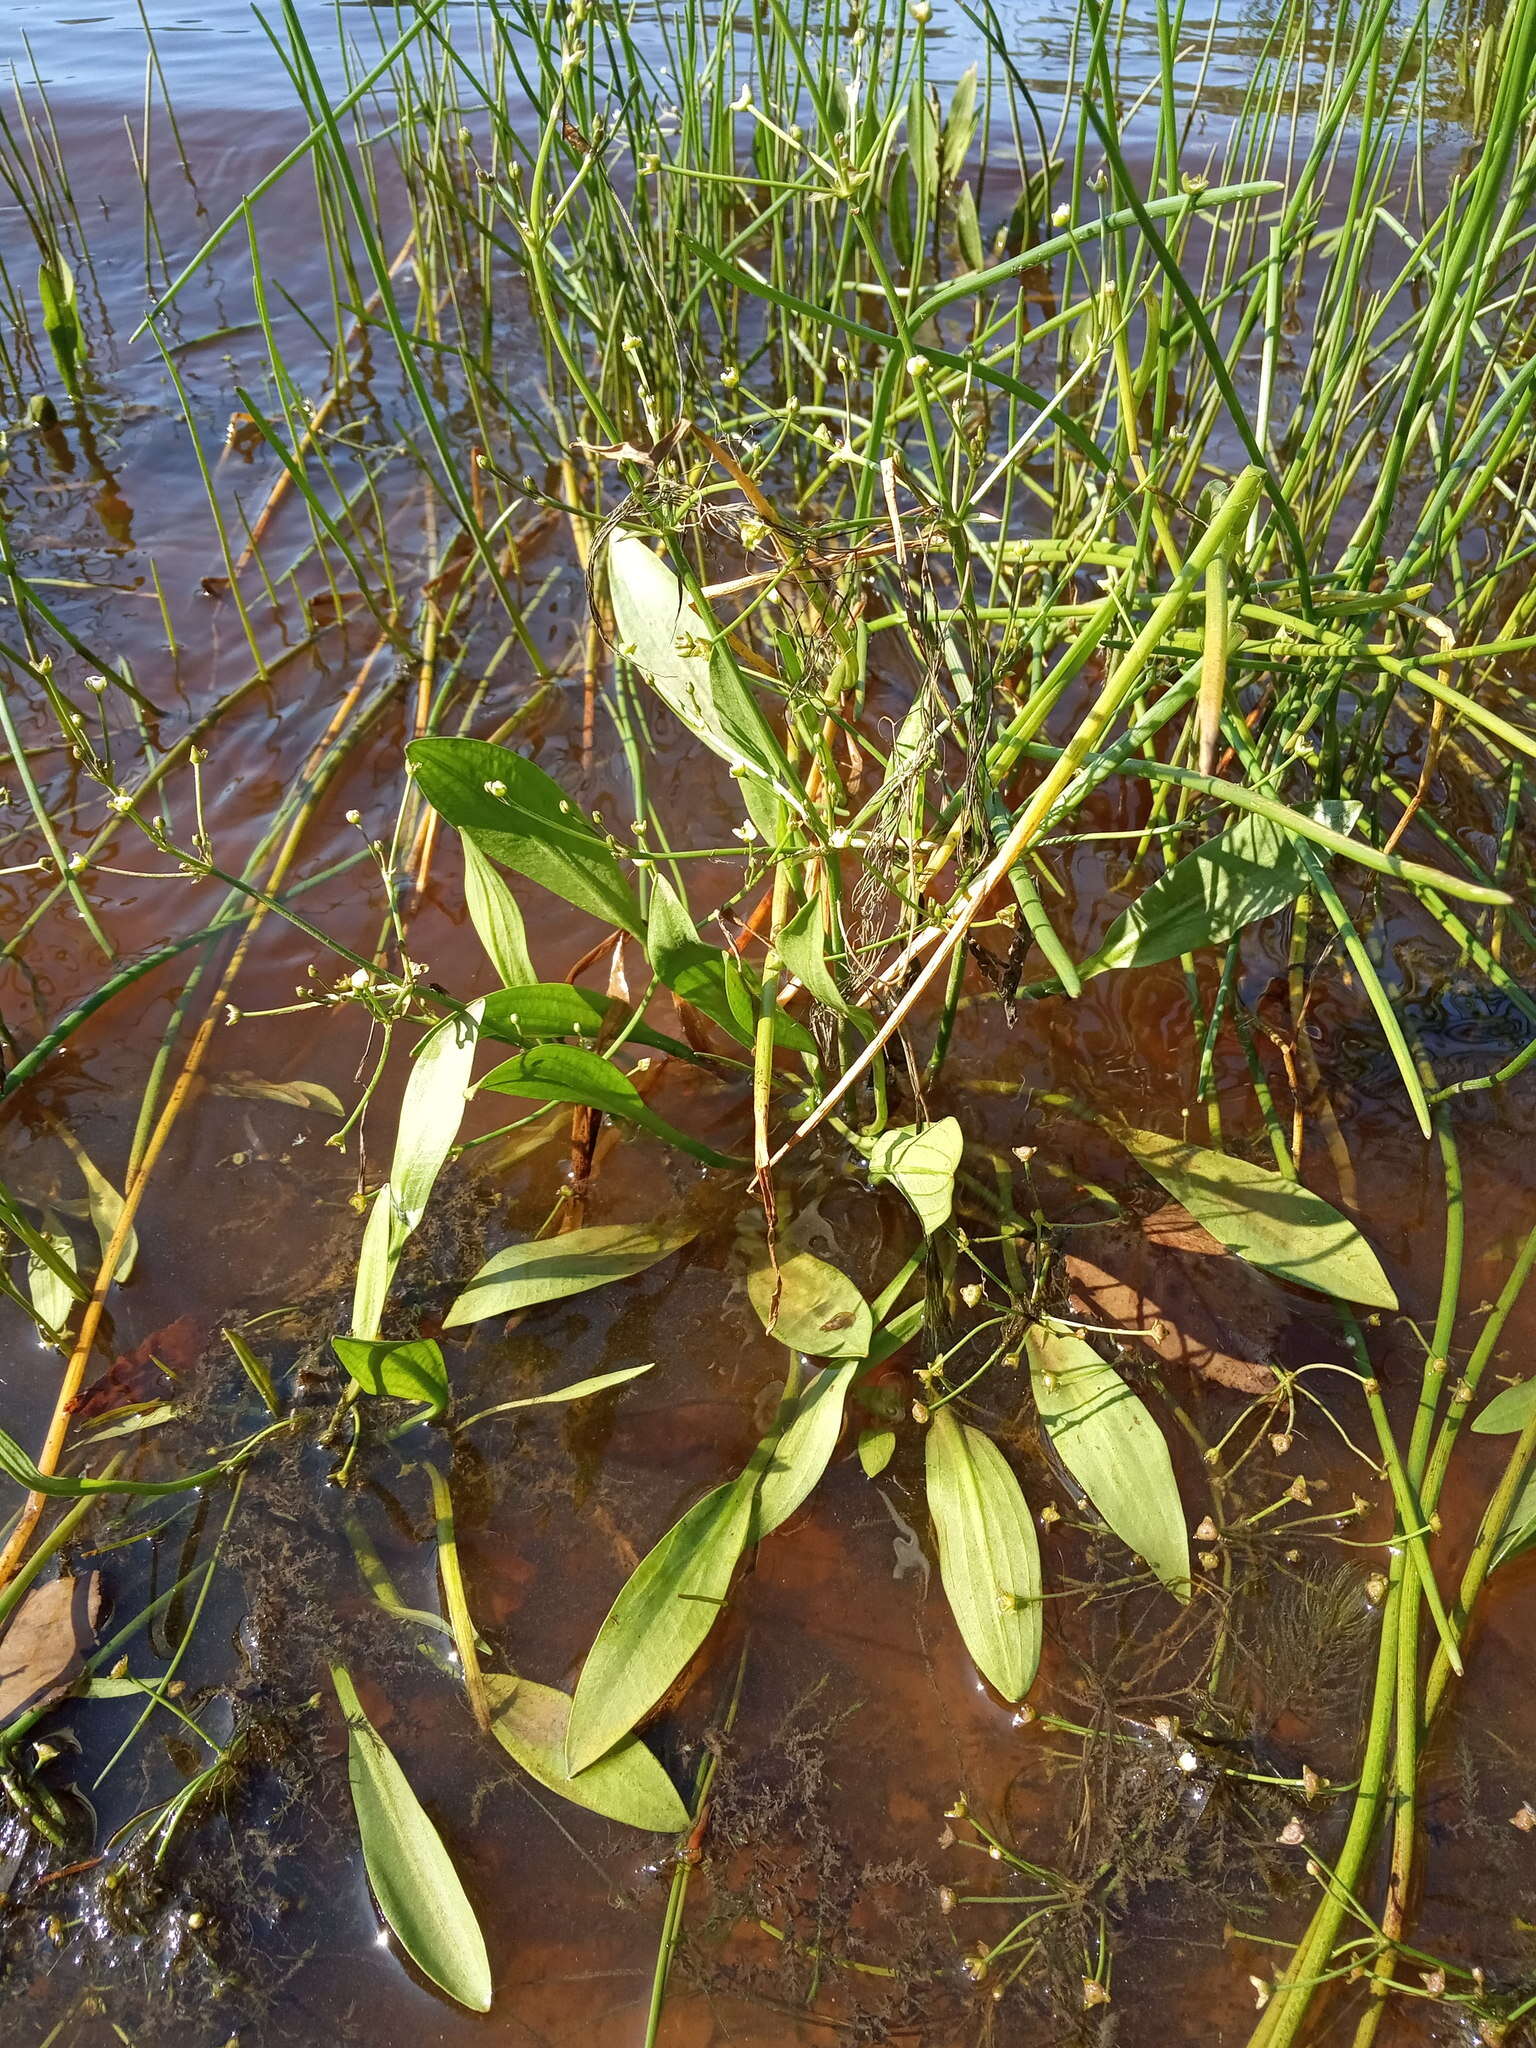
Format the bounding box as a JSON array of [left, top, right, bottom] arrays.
[[1, 0, 1536, 2034]]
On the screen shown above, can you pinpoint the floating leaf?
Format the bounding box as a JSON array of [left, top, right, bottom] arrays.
[[858, 1426, 896, 1478], [444, 1220, 697, 1328], [607, 531, 797, 840], [747, 1250, 873, 1359], [1113, 1125, 1397, 1308], [1027, 1325, 1190, 1599], [565, 1473, 756, 1774], [480, 982, 696, 1062], [0, 1572, 101, 1720], [859, 1119, 963, 1235], [480, 1043, 741, 1169], [332, 1337, 449, 1420], [1472, 1380, 1536, 1435], [484, 1672, 687, 1832], [408, 736, 644, 937], [646, 873, 812, 1052], [1081, 810, 1308, 977], [751, 1363, 858, 1539], [462, 836, 536, 986], [924, 1408, 1040, 1701], [330, 1665, 492, 2012]]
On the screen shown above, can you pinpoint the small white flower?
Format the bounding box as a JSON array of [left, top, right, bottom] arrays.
[[107, 790, 133, 814], [84, 673, 108, 693], [349, 967, 372, 990], [906, 353, 930, 379], [1051, 203, 1072, 228], [483, 779, 508, 798]]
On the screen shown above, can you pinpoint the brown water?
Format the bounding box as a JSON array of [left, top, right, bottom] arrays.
[[2, 6, 1536, 2046]]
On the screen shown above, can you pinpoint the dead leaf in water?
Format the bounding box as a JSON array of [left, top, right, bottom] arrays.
[[1065, 1208, 1281, 1395], [0, 1572, 102, 1719]]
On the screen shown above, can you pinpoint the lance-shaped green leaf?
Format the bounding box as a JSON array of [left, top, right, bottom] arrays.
[[332, 1337, 449, 1420], [408, 736, 644, 937], [458, 1364, 654, 1429], [330, 1664, 492, 2012], [776, 895, 870, 1025], [480, 1043, 741, 1169], [1113, 1124, 1397, 1308], [1026, 1325, 1190, 1599], [38, 255, 85, 395], [353, 1002, 482, 1339], [444, 1219, 697, 1328], [646, 874, 814, 1053], [607, 530, 798, 841], [747, 1250, 873, 1359], [857, 1119, 963, 1235], [750, 1362, 858, 1539], [1472, 1379, 1536, 1435], [484, 1672, 687, 1831], [925, 1408, 1041, 1701], [461, 837, 535, 986], [564, 1362, 851, 1774], [480, 982, 697, 1063], [1493, 1469, 1536, 1569], [565, 1472, 757, 1774], [1081, 810, 1308, 977]]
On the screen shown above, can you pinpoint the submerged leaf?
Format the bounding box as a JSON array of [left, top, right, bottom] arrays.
[[480, 1043, 741, 1169], [1027, 1325, 1190, 1598], [444, 1220, 697, 1328], [924, 1408, 1040, 1701], [859, 1119, 963, 1235], [26, 1220, 77, 1336], [408, 736, 644, 937], [459, 1363, 654, 1428], [1065, 1208, 1280, 1395], [330, 1665, 492, 2012], [485, 1672, 687, 1832], [51, 1126, 137, 1285], [0, 1572, 101, 1720], [565, 1474, 756, 1774], [1113, 1125, 1397, 1308], [858, 1426, 896, 1478], [332, 1337, 449, 1419], [747, 1250, 873, 1359]]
